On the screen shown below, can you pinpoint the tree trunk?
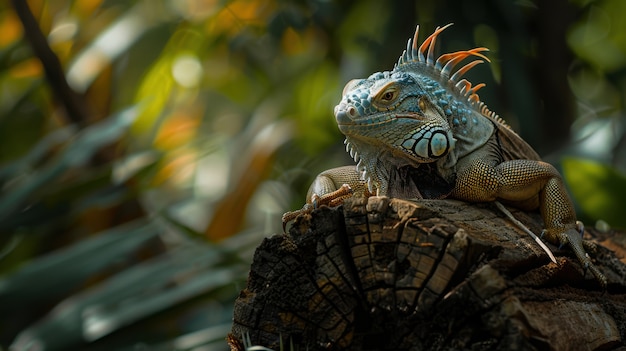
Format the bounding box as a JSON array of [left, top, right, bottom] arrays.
[[229, 197, 626, 350]]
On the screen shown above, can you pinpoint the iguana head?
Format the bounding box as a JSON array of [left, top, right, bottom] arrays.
[[334, 24, 497, 195], [335, 70, 455, 163]]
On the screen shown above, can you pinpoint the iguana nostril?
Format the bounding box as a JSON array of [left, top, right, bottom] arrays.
[[348, 107, 357, 117]]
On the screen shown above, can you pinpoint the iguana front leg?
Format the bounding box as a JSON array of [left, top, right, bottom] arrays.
[[453, 157, 607, 287], [305, 166, 370, 201], [281, 166, 367, 228]]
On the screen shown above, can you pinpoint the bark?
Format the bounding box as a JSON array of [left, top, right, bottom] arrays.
[[229, 197, 626, 351]]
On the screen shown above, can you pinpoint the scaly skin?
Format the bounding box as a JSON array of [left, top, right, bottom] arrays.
[[285, 24, 606, 287]]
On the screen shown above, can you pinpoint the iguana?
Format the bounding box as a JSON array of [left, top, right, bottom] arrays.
[[283, 24, 606, 287]]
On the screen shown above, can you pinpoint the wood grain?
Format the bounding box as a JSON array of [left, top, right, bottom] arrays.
[[230, 197, 626, 350]]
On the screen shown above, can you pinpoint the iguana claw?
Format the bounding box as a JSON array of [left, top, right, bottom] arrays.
[[282, 184, 353, 231], [544, 224, 607, 288]]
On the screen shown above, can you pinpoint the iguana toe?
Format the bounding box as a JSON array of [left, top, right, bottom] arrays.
[[544, 225, 606, 288], [282, 184, 353, 232]]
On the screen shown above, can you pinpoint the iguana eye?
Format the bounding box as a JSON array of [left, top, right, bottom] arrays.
[[382, 91, 395, 101], [418, 96, 427, 111], [377, 87, 397, 104]]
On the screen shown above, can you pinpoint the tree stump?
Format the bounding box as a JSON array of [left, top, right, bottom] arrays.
[[229, 197, 626, 350]]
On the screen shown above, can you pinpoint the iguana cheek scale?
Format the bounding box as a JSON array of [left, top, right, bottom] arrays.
[[283, 23, 607, 287]]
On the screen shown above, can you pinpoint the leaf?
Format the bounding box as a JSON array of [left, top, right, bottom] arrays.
[[561, 157, 626, 228], [64, 105, 140, 167], [0, 220, 160, 305], [0, 105, 139, 220], [9, 241, 245, 351], [116, 323, 234, 351], [66, 3, 155, 93], [0, 126, 76, 182], [0, 82, 48, 162]]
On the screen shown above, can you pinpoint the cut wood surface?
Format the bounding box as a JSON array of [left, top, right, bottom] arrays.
[[229, 197, 626, 350]]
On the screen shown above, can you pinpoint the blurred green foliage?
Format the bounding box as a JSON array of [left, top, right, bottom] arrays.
[[0, 0, 625, 350], [563, 158, 626, 228]]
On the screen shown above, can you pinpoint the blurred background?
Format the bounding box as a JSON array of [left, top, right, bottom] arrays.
[[0, 0, 625, 350]]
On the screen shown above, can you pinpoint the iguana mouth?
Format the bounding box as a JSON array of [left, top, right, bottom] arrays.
[[335, 112, 427, 127], [395, 113, 428, 121]]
